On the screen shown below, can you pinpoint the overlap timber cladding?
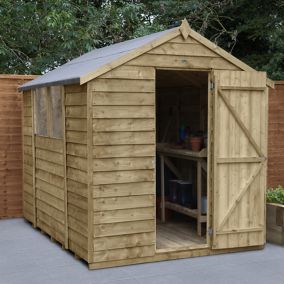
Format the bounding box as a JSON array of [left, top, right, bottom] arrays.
[[23, 85, 89, 260], [268, 82, 284, 188], [89, 34, 240, 265], [65, 85, 88, 261], [0, 76, 35, 219], [90, 67, 156, 263], [23, 90, 34, 222], [35, 136, 65, 244]]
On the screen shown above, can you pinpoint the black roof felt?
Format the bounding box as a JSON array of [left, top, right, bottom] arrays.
[[19, 28, 175, 91]]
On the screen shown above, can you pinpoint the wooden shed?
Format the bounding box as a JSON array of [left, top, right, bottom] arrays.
[[19, 20, 271, 269], [0, 74, 36, 219]]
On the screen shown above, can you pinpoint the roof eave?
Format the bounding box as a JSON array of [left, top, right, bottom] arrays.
[[18, 77, 81, 92]]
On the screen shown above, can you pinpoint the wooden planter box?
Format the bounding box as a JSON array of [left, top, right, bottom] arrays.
[[267, 203, 284, 245]]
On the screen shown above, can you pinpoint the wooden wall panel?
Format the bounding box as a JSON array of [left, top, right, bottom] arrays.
[[34, 136, 66, 244], [90, 65, 156, 264], [125, 35, 241, 73], [22, 90, 34, 223], [0, 75, 36, 219], [127, 36, 239, 71], [65, 85, 89, 261], [268, 82, 284, 187], [22, 77, 37, 225]]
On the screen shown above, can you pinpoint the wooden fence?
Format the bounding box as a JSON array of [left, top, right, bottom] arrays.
[[268, 81, 284, 188], [0, 75, 36, 218]]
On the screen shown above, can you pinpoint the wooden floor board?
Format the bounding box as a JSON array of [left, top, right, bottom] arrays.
[[156, 220, 206, 250]]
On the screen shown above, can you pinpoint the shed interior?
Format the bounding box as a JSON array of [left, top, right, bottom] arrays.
[[155, 70, 208, 250]]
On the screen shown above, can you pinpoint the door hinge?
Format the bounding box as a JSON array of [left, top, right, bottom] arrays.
[[208, 227, 213, 236], [210, 81, 215, 92]]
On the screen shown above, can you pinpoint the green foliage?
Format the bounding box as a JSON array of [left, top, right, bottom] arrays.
[[214, 0, 284, 80], [267, 186, 284, 204], [0, 0, 102, 73], [0, 0, 284, 79]]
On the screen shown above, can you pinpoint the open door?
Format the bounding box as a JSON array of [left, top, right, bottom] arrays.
[[212, 70, 267, 249]]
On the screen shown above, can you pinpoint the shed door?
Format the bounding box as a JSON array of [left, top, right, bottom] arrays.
[[212, 70, 267, 249]]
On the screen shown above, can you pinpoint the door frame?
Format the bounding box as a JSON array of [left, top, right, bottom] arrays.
[[207, 71, 215, 248], [155, 68, 212, 251]]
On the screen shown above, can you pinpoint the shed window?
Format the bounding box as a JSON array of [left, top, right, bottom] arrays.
[[34, 88, 48, 136], [34, 86, 63, 139], [50, 86, 63, 138]]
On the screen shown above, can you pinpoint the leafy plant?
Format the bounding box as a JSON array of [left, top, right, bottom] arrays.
[[266, 186, 284, 204]]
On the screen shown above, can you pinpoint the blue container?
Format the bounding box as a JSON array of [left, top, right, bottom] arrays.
[[201, 196, 207, 214], [177, 181, 193, 208], [168, 180, 179, 203]]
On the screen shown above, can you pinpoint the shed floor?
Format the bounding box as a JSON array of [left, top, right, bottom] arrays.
[[156, 220, 206, 250], [1, 218, 284, 284]]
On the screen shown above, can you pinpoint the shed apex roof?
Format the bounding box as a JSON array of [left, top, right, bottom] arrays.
[[19, 27, 177, 91], [19, 19, 274, 91]]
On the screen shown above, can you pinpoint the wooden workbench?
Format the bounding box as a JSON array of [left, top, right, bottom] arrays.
[[157, 143, 207, 236]]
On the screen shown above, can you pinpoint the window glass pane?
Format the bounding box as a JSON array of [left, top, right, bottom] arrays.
[[34, 88, 48, 136], [50, 86, 63, 138]]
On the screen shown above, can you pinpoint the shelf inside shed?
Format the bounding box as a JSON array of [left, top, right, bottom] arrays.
[[165, 201, 207, 223]]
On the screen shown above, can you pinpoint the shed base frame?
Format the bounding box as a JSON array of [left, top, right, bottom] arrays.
[[24, 218, 264, 270], [88, 245, 264, 270]]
